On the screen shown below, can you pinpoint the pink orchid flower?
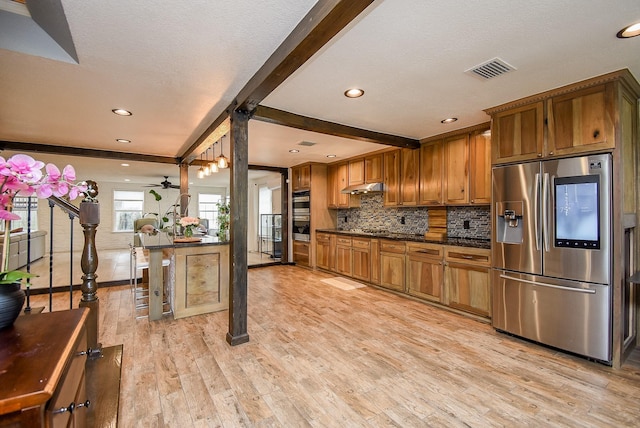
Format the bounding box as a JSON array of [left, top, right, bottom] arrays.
[[6, 154, 44, 183]]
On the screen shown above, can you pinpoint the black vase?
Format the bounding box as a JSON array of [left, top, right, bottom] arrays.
[[0, 282, 25, 329]]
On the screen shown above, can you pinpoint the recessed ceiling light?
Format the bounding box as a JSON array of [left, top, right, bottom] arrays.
[[116, 138, 131, 143], [289, 149, 300, 153], [344, 88, 364, 98], [121, 163, 129, 167], [617, 22, 640, 38], [124, 178, 130, 182], [441, 117, 458, 124], [326, 154, 337, 158], [112, 108, 132, 116]]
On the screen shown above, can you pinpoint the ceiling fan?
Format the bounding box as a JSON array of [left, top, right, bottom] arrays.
[[145, 176, 180, 189]]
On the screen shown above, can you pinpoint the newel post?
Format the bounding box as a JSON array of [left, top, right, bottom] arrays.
[[78, 181, 102, 356]]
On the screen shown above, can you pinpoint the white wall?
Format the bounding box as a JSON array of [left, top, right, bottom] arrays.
[[38, 181, 228, 253]]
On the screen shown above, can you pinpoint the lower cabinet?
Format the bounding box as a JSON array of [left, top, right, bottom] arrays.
[[444, 246, 491, 317], [406, 242, 444, 302], [316, 233, 335, 271], [351, 238, 371, 282], [379, 240, 406, 291], [335, 237, 352, 276], [293, 240, 310, 267]]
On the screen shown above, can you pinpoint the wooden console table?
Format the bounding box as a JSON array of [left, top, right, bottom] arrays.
[[0, 308, 89, 427]]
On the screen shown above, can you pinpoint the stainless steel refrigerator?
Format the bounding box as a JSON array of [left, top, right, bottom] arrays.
[[492, 153, 612, 363]]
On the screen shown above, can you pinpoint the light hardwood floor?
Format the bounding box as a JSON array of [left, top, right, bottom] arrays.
[[29, 265, 640, 427]]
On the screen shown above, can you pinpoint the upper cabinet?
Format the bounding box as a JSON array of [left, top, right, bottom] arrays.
[[489, 80, 617, 165], [348, 158, 365, 185], [547, 84, 614, 157], [469, 129, 492, 204], [443, 134, 469, 205], [291, 164, 311, 191], [365, 153, 383, 183], [491, 102, 544, 164], [400, 148, 420, 206], [418, 140, 444, 205], [327, 162, 355, 209], [383, 150, 401, 207]]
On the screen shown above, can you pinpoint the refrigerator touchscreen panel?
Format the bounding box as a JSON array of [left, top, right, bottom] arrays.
[[554, 175, 600, 249]]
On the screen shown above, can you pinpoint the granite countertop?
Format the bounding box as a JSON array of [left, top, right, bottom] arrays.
[[139, 232, 229, 250], [316, 229, 491, 249]]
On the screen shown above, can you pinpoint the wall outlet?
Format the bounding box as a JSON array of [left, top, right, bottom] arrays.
[[400, 216, 405, 225], [344, 216, 348, 222], [463, 220, 470, 229]]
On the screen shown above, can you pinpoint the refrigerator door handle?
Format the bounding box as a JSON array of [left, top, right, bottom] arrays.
[[534, 173, 540, 251], [499, 274, 596, 294], [542, 172, 550, 252]]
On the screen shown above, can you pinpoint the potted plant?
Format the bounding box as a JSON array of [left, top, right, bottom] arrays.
[[0, 154, 86, 329], [217, 201, 230, 241]]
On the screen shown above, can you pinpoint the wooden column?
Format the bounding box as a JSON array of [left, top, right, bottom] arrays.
[[78, 191, 101, 355], [179, 163, 190, 216], [226, 109, 250, 346]]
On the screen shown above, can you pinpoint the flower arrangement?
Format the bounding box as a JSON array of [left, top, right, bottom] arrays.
[[178, 216, 200, 238], [0, 154, 87, 284]]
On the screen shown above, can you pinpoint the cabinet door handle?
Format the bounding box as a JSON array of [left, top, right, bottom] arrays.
[[593, 129, 600, 139], [53, 400, 91, 414]]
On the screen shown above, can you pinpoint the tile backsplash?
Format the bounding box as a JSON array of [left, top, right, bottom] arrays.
[[336, 193, 490, 240]]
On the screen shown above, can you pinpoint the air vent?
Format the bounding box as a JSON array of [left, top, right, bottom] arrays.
[[298, 141, 316, 147], [465, 58, 516, 80]]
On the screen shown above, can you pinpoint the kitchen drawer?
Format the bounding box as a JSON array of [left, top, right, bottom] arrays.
[[316, 233, 332, 244], [352, 237, 370, 249], [336, 236, 352, 246], [444, 246, 490, 267], [380, 240, 406, 254], [407, 242, 443, 260]]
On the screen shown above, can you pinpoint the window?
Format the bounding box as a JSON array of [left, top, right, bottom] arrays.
[[113, 190, 144, 232], [198, 193, 224, 229], [0, 197, 38, 232]]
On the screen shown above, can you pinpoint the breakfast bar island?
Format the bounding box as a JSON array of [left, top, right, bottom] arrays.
[[139, 232, 230, 320]]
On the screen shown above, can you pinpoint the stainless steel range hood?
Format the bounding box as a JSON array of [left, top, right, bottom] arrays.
[[340, 182, 383, 194]]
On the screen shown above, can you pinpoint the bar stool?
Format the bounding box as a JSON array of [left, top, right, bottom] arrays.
[[130, 244, 170, 319]]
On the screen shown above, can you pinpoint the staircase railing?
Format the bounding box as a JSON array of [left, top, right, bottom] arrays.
[[21, 184, 101, 355]]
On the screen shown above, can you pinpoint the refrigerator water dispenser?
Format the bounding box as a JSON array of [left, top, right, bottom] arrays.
[[496, 201, 524, 244]]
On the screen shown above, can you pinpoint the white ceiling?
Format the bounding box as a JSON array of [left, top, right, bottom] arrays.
[[1, 0, 639, 185]]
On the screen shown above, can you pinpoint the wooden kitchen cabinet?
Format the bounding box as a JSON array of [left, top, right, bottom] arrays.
[[0, 309, 90, 427], [365, 153, 383, 183], [444, 133, 469, 204], [348, 158, 365, 185], [335, 236, 352, 276], [316, 232, 336, 271], [444, 246, 491, 318], [418, 139, 444, 205], [383, 150, 400, 206], [469, 129, 491, 204], [327, 162, 358, 209], [547, 84, 615, 157], [491, 101, 544, 164], [352, 237, 371, 282], [406, 242, 444, 302], [292, 163, 311, 191], [400, 148, 420, 205], [379, 240, 406, 291], [370, 238, 380, 285], [293, 240, 310, 267]]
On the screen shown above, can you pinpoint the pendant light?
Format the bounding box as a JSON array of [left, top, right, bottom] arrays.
[[209, 142, 219, 173], [216, 135, 230, 169], [203, 147, 211, 176], [197, 152, 205, 179]]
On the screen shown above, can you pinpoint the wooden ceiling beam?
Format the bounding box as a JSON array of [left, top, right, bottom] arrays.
[[0, 141, 179, 164], [180, 0, 376, 163], [253, 105, 420, 149]]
